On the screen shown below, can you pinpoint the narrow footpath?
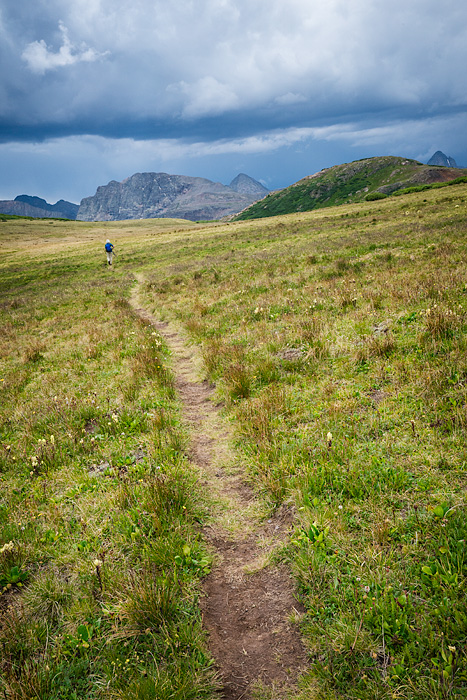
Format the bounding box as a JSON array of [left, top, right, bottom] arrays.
[[130, 276, 307, 699]]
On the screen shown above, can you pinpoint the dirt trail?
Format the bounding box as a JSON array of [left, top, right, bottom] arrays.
[[130, 276, 307, 699]]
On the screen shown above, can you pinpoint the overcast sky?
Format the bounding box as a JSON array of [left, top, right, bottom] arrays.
[[1, 0, 466, 204]]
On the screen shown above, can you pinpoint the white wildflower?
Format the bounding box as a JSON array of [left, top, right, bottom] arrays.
[[0, 541, 14, 554]]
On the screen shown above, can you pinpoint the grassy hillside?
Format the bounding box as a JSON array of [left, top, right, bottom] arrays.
[[1, 184, 467, 699], [235, 156, 467, 220]]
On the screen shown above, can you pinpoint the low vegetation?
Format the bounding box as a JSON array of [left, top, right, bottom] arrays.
[[0, 221, 217, 699], [1, 183, 467, 699], [235, 156, 467, 220]]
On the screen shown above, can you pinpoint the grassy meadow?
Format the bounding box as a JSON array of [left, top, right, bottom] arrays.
[[1, 183, 467, 699], [0, 218, 218, 700]]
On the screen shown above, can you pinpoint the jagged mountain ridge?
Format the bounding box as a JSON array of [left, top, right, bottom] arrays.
[[0, 195, 79, 219], [235, 156, 467, 220], [427, 151, 458, 168], [77, 172, 268, 222]]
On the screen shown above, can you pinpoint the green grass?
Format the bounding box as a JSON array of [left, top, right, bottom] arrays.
[[138, 185, 467, 699], [0, 222, 218, 699], [1, 186, 467, 699]]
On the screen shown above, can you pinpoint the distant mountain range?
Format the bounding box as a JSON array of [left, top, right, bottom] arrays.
[[1, 154, 464, 222], [234, 156, 467, 220], [0, 174, 268, 222], [0, 195, 79, 219], [76, 173, 268, 222]]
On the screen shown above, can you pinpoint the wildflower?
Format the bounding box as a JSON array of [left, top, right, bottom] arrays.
[[50, 435, 55, 445], [30, 456, 38, 467], [448, 646, 456, 653], [327, 431, 333, 448], [338, 505, 343, 510], [0, 541, 14, 554], [364, 585, 370, 593], [111, 413, 119, 423], [93, 559, 103, 568]]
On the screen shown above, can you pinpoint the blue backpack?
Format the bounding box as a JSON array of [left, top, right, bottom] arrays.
[[105, 242, 112, 252]]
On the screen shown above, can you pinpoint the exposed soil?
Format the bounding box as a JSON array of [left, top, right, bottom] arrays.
[[130, 277, 307, 699]]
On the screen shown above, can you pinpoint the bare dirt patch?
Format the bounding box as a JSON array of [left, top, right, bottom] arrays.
[[130, 277, 307, 699]]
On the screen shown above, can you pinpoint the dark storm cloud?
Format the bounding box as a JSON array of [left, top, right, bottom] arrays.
[[0, 0, 466, 201]]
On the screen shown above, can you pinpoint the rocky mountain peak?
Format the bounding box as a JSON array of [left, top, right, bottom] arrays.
[[77, 172, 266, 222], [229, 174, 269, 197], [427, 151, 457, 168]]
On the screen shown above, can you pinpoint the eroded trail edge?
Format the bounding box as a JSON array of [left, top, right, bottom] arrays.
[[130, 277, 306, 699]]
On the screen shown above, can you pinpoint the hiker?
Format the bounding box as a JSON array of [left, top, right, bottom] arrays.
[[105, 239, 114, 266]]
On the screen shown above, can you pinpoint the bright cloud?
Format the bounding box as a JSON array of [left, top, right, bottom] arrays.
[[169, 77, 240, 118], [22, 21, 107, 74]]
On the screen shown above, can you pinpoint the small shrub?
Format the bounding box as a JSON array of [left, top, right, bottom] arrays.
[[366, 191, 387, 201]]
